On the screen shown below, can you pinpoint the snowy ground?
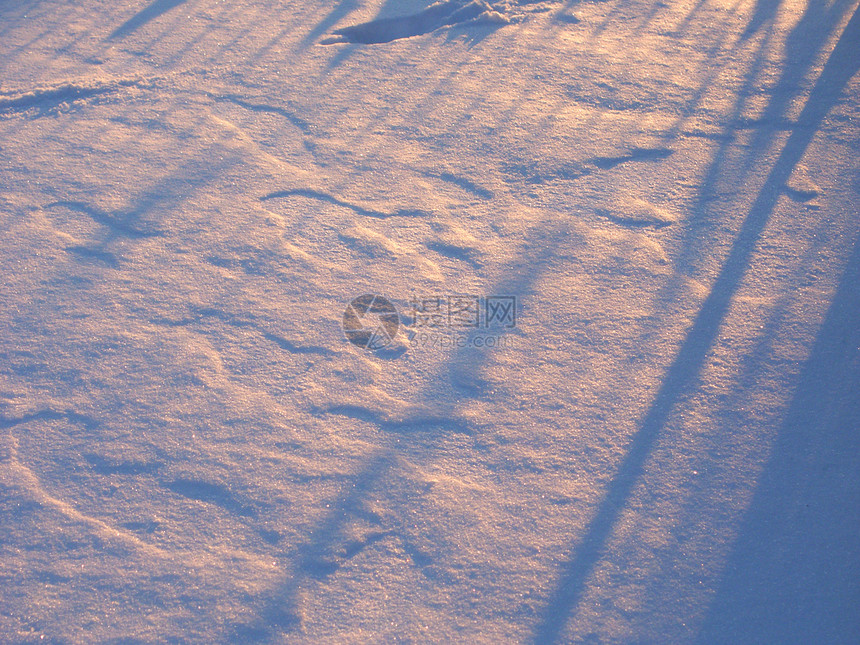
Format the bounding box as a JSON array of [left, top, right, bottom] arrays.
[[1, 0, 858, 642]]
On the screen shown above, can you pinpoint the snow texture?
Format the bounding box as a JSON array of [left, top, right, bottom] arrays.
[[0, 0, 858, 642]]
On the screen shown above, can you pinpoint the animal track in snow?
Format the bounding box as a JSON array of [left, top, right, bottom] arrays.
[[321, 403, 473, 434], [0, 79, 147, 116], [85, 453, 163, 476], [589, 147, 674, 170], [209, 93, 311, 134], [150, 305, 334, 356], [45, 200, 163, 238], [0, 408, 100, 430], [301, 529, 391, 579], [435, 171, 494, 199], [65, 245, 121, 268], [262, 188, 428, 218], [165, 477, 261, 518], [260, 331, 334, 356], [426, 240, 483, 267]]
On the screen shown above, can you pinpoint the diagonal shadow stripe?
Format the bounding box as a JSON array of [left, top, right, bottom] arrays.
[[532, 5, 860, 643], [226, 213, 574, 640], [109, 0, 187, 39], [330, 0, 488, 44], [694, 231, 860, 643], [298, 0, 360, 49]]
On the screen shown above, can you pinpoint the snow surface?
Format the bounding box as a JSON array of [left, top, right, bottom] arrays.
[[0, 0, 858, 642]]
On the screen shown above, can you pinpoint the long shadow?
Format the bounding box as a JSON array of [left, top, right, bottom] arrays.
[[695, 234, 860, 643], [323, 0, 501, 68], [297, 0, 360, 49], [531, 5, 860, 642], [330, 0, 486, 44], [230, 452, 394, 640], [672, 0, 855, 277], [109, 0, 187, 39], [741, 0, 784, 40], [322, 0, 430, 69], [744, 0, 857, 165], [226, 214, 574, 640]]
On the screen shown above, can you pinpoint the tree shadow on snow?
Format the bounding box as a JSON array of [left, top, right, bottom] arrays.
[[694, 230, 860, 643], [225, 171, 576, 645], [322, 0, 511, 68], [297, 0, 361, 50], [108, 0, 188, 39], [220, 2, 860, 641], [531, 4, 860, 643]]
